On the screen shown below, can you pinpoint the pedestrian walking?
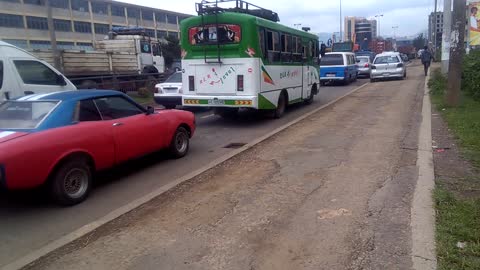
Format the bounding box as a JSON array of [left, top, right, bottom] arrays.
[[420, 46, 434, 76]]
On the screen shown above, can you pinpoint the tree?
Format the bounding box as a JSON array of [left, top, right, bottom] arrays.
[[413, 33, 427, 50], [161, 35, 181, 69]]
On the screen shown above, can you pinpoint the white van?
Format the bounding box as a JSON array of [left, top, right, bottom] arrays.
[[0, 41, 76, 101]]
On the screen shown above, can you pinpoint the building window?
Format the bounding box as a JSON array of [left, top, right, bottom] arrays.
[[166, 14, 177, 25], [145, 29, 155, 37], [74, 21, 91, 33], [127, 7, 139, 18], [168, 31, 178, 39], [94, 23, 109, 34], [23, 0, 43, 5], [30, 40, 51, 49], [50, 0, 69, 9], [111, 5, 125, 17], [54, 19, 72, 32], [71, 0, 89, 12], [142, 10, 153, 21], [91, 2, 108, 15], [57, 41, 75, 49], [157, 30, 167, 38], [0, 13, 24, 28], [27, 16, 49, 30], [2, 39, 28, 48], [76, 42, 93, 50], [156, 12, 166, 23]]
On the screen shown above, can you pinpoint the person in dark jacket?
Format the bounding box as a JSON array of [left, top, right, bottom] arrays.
[[420, 46, 434, 76]]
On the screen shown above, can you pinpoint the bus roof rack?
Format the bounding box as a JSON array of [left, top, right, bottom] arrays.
[[196, 0, 280, 22]]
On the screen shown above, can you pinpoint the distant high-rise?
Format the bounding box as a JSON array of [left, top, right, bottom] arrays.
[[428, 12, 443, 48], [344, 16, 377, 50]]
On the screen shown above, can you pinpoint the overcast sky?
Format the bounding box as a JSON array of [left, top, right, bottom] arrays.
[[117, 0, 439, 38]]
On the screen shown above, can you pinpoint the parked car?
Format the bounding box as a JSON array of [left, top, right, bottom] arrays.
[[356, 56, 372, 78], [0, 41, 76, 101], [400, 53, 409, 62], [0, 90, 195, 205], [154, 71, 182, 109], [320, 52, 358, 85], [370, 52, 407, 82]]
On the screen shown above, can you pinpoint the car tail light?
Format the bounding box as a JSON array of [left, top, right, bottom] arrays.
[[397, 63, 404, 68], [371, 65, 376, 69], [188, 76, 195, 91], [364, 63, 369, 68], [237, 75, 244, 91], [155, 87, 161, 94]]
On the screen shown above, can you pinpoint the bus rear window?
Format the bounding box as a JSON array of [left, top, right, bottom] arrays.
[[189, 24, 241, 45], [320, 54, 344, 66]]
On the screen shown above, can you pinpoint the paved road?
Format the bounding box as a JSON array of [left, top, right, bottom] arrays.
[[26, 63, 426, 270], [0, 79, 367, 267]]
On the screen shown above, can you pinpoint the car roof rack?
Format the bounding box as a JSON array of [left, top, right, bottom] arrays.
[[196, 0, 280, 22]]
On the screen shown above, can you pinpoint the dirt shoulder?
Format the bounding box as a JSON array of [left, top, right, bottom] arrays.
[[27, 65, 425, 270]]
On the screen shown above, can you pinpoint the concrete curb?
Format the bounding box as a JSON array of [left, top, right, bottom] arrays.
[[411, 69, 437, 269], [3, 83, 368, 270]]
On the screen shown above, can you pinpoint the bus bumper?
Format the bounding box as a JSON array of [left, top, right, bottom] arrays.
[[182, 95, 258, 108]]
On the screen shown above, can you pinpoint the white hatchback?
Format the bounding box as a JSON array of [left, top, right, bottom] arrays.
[[154, 72, 183, 109]]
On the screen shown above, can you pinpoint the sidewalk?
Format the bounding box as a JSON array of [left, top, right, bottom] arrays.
[[28, 65, 426, 270]]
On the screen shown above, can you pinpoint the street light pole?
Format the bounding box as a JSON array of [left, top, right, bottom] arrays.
[[339, 0, 342, 42], [392, 26, 399, 39]]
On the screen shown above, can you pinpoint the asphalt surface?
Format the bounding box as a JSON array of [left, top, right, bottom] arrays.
[[0, 79, 367, 267]]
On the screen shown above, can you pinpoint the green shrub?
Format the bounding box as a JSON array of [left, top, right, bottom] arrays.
[[137, 87, 152, 98], [429, 68, 447, 96], [462, 50, 480, 101]]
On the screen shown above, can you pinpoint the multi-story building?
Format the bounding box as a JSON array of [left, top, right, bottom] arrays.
[[0, 0, 191, 50], [428, 11, 443, 48], [344, 16, 377, 50]]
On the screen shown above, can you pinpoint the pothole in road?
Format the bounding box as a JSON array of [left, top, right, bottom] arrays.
[[224, 142, 247, 149]]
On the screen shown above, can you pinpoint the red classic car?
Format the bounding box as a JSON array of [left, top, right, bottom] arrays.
[[0, 90, 195, 205]]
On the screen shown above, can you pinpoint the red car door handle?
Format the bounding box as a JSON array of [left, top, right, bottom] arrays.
[[112, 122, 124, 127]]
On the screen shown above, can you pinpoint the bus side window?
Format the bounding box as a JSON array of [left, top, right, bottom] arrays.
[[293, 36, 302, 63], [259, 28, 266, 61], [281, 34, 292, 63], [266, 30, 281, 63]]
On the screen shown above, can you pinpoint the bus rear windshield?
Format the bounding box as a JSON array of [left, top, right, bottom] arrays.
[[189, 24, 241, 45], [320, 54, 344, 66]]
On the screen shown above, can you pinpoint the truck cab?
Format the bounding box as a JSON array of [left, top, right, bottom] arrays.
[[0, 41, 76, 101]]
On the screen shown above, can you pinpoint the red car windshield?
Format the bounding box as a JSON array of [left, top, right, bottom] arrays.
[[0, 101, 59, 129]]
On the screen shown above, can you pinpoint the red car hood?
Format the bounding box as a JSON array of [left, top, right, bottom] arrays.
[[0, 131, 29, 143]]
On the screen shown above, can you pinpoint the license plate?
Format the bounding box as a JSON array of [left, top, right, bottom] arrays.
[[208, 99, 225, 105], [326, 74, 335, 77]]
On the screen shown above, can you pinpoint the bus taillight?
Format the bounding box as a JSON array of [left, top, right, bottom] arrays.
[[237, 75, 244, 91], [188, 76, 195, 91]]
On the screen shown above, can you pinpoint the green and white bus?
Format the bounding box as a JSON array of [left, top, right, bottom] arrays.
[[180, 0, 325, 118]]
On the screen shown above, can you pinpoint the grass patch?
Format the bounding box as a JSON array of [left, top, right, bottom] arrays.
[[429, 69, 480, 168], [435, 187, 480, 270]]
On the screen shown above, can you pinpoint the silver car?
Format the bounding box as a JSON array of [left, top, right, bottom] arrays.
[[356, 56, 372, 78], [370, 52, 406, 82]]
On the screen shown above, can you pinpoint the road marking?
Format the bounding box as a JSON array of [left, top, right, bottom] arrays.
[[201, 114, 215, 119], [1, 82, 369, 270]]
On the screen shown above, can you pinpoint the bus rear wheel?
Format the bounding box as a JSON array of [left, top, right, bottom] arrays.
[[273, 92, 287, 119]]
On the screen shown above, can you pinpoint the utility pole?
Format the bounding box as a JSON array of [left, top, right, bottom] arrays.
[[441, 0, 452, 73], [45, 0, 61, 71], [433, 0, 438, 51], [446, 0, 467, 107]]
